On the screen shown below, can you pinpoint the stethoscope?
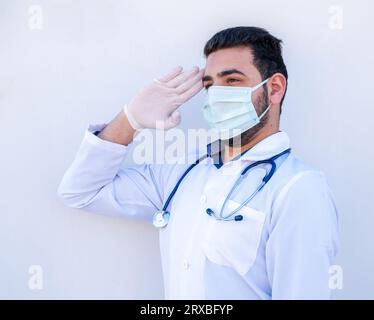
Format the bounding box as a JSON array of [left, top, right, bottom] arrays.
[[152, 148, 291, 228]]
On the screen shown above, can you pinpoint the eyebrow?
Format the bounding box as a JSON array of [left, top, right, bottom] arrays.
[[202, 68, 247, 82]]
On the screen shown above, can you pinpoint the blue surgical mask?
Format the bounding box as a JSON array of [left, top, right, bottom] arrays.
[[202, 78, 270, 138]]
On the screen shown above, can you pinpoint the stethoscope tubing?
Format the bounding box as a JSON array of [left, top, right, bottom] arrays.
[[158, 148, 291, 226], [218, 148, 291, 220]]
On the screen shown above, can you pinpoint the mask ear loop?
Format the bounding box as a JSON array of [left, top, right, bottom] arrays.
[[252, 78, 269, 91], [253, 78, 271, 120], [258, 103, 272, 120]]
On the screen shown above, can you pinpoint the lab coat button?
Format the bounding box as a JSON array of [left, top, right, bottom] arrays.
[[200, 195, 207, 204], [183, 260, 190, 270]]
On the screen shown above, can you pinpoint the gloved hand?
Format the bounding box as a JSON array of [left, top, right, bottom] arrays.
[[124, 66, 204, 130]]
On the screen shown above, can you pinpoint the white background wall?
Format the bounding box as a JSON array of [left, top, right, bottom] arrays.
[[0, 0, 373, 299]]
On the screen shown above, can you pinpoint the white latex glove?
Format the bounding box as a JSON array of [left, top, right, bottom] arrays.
[[124, 66, 204, 130]]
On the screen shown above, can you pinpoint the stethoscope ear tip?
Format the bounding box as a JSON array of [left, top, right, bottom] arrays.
[[206, 208, 243, 222], [206, 208, 214, 216], [234, 215, 243, 221]]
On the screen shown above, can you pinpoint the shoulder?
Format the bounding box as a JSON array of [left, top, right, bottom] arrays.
[[271, 153, 331, 192], [273, 153, 335, 206], [269, 154, 338, 233], [282, 154, 333, 191]]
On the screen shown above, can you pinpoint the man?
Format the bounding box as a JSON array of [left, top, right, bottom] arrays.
[[58, 26, 339, 299]]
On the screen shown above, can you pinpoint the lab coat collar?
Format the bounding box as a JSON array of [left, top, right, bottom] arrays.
[[206, 131, 291, 169]]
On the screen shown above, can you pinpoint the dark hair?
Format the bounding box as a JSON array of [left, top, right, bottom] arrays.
[[204, 26, 288, 108]]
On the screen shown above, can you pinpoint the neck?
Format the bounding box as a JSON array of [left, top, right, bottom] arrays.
[[223, 127, 279, 163]]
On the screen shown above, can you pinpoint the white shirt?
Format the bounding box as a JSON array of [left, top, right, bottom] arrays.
[[58, 125, 339, 299]]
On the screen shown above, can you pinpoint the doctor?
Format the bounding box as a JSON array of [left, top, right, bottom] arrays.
[[58, 26, 339, 299]]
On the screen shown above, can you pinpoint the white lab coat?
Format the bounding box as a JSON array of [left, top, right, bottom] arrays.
[[58, 125, 339, 299]]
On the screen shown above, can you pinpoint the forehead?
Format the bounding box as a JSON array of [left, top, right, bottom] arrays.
[[204, 46, 258, 77]]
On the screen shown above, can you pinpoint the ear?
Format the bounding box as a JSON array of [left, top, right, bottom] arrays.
[[267, 73, 287, 105]]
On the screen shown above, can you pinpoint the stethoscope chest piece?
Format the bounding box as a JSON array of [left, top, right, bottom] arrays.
[[153, 210, 170, 228]]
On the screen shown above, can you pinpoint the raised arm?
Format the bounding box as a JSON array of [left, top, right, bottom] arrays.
[[57, 66, 204, 221]]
